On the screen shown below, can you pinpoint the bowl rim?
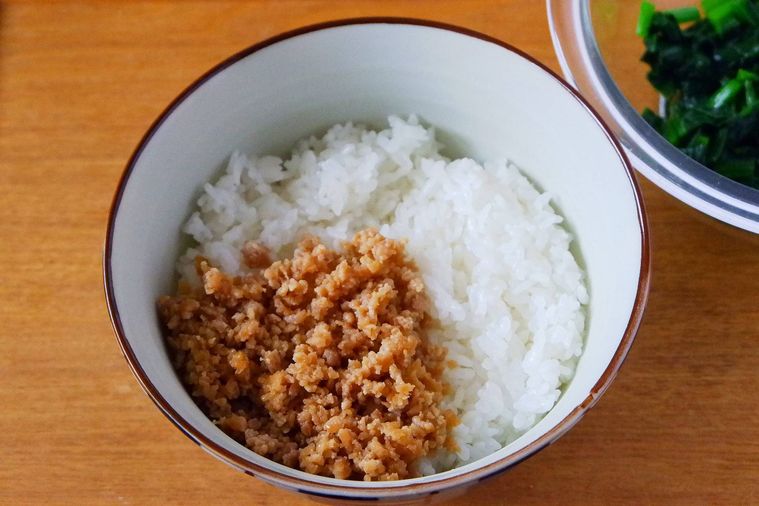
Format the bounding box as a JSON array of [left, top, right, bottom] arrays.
[[103, 17, 651, 499]]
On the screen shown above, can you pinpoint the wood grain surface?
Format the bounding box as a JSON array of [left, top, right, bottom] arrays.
[[1, 1, 758, 504]]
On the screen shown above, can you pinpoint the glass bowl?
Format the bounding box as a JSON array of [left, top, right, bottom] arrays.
[[548, 0, 759, 233]]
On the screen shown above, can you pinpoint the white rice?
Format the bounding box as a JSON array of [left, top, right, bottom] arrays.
[[178, 115, 588, 473]]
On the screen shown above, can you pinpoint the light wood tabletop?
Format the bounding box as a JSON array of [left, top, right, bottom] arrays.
[[1, 1, 758, 504]]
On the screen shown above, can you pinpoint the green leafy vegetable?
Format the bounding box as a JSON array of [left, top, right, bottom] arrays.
[[638, 0, 759, 188]]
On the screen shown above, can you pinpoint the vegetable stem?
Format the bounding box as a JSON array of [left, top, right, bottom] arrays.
[[736, 68, 759, 82], [741, 80, 757, 115], [663, 114, 690, 143], [701, 0, 727, 12], [708, 77, 744, 108], [664, 6, 701, 23], [705, 0, 749, 33], [637, 0, 657, 37]]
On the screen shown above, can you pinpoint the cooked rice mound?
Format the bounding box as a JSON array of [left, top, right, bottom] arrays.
[[159, 229, 454, 481], [173, 115, 588, 475]]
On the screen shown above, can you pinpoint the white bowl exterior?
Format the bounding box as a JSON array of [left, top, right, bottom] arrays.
[[109, 23, 644, 491]]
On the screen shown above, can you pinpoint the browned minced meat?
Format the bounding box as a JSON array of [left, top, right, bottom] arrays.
[[158, 229, 456, 481]]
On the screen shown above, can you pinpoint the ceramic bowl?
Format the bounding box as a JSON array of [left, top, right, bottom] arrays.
[[105, 18, 650, 503], [548, 0, 759, 233]]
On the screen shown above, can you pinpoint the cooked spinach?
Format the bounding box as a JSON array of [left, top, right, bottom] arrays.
[[638, 0, 759, 189]]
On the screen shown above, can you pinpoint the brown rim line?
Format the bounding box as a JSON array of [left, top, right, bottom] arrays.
[[103, 16, 651, 497]]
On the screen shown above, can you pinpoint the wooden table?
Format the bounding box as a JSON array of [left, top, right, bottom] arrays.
[[2, 1, 757, 504]]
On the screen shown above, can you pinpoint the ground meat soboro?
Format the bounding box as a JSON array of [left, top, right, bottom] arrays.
[[158, 229, 454, 480]]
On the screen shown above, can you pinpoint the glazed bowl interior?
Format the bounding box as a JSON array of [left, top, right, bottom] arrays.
[[106, 21, 647, 497], [548, 0, 759, 233]]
